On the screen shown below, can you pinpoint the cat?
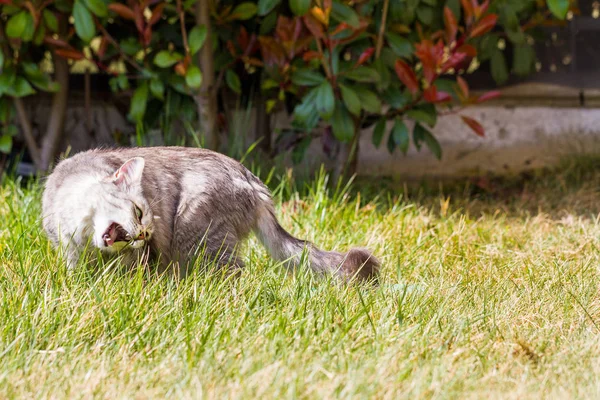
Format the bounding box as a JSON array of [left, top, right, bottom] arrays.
[[42, 147, 379, 280]]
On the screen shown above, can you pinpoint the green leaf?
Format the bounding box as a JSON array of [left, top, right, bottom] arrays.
[[73, 0, 96, 42], [84, 0, 107, 17], [381, 86, 411, 109], [446, 0, 461, 22], [6, 77, 35, 97], [4, 124, 18, 137], [547, 0, 569, 19], [129, 82, 149, 123], [372, 118, 386, 148], [314, 81, 335, 120], [6, 11, 28, 39], [291, 68, 325, 86], [386, 33, 414, 58], [21, 13, 35, 42], [491, 50, 509, 85], [339, 84, 361, 116], [391, 118, 409, 154], [0, 68, 16, 96], [260, 11, 278, 35], [330, 102, 354, 142], [513, 44, 535, 77], [232, 2, 258, 20], [292, 137, 311, 164], [416, 4, 434, 25], [154, 51, 182, 68], [225, 70, 241, 94], [331, 1, 360, 28], [0, 135, 12, 154], [407, 104, 437, 127], [185, 65, 203, 89], [22, 63, 59, 93], [150, 78, 164, 100], [344, 66, 380, 83], [292, 96, 319, 131], [0, 50, 4, 70], [189, 25, 208, 56], [289, 0, 311, 15], [353, 87, 381, 114], [43, 9, 59, 32], [422, 127, 442, 159], [258, 0, 281, 15]]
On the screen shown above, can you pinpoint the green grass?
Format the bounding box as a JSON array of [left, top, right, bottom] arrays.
[[1, 160, 600, 399]]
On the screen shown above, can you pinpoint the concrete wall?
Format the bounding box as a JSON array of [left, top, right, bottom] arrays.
[[20, 83, 600, 179]]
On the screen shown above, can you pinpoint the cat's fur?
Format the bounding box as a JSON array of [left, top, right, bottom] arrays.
[[42, 147, 379, 280]]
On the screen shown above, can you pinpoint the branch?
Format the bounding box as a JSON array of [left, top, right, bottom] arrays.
[[14, 98, 42, 170], [375, 0, 389, 59], [0, 19, 42, 169], [176, 0, 190, 55]]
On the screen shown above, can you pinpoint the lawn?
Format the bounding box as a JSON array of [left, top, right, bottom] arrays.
[[1, 160, 600, 399]]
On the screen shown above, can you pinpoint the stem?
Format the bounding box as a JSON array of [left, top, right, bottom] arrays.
[[40, 47, 69, 171], [176, 0, 190, 55], [375, 0, 389, 59], [96, 21, 145, 74], [14, 98, 42, 170], [195, 0, 219, 150]]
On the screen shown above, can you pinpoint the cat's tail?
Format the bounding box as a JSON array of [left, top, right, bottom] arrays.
[[253, 199, 380, 281]]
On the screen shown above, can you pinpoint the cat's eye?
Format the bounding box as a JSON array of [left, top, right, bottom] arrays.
[[134, 205, 143, 221]]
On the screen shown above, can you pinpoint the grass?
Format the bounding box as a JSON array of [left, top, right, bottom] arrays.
[[1, 159, 600, 399]]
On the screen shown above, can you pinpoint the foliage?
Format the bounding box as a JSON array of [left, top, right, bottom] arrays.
[[0, 0, 573, 162]]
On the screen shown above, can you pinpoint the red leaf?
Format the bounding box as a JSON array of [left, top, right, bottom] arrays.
[[55, 48, 85, 60], [476, 90, 501, 103], [331, 22, 351, 37], [441, 52, 468, 72], [174, 61, 187, 76], [237, 26, 249, 50], [394, 59, 419, 94], [461, 116, 485, 137], [108, 3, 136, 20], [149, 3, 164, 26], [424, 86, 452, 103], [143, 25, 152, 46], [457, 76, 469, 99], [456, 43, 477, 57], [470, 14, 498, 38], [475, 0, 490, 19], [97, 36, 108, 57], [356, 47, 374, 66], [258, 36, 287, 67], [226, 40, 237, 57], [444, 6, 458, 44], [133, 4, 144, 33], [460, 0, 474, 24], [415, 40, 444, 83], [302, 14, 324, 39], [302, 50, 322, 62], [43, 36, 71, 48], [276, 16, 296, 42]]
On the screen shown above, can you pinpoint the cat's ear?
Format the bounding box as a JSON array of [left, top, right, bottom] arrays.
[[107, 157, 145, 188]]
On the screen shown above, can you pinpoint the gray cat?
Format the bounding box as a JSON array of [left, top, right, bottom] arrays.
[[42, 147, 379, 280]]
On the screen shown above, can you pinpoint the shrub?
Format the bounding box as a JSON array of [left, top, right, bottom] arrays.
[[0, 0, 573, 173]]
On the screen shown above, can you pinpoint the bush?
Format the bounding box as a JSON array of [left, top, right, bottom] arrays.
[[0, 0, 572, 172]]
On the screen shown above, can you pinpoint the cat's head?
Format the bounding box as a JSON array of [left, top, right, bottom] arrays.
[[92, 157, 155, 253]]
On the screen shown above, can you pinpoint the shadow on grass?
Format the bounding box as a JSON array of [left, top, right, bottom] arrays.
[[350, 155, 600, 220]]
